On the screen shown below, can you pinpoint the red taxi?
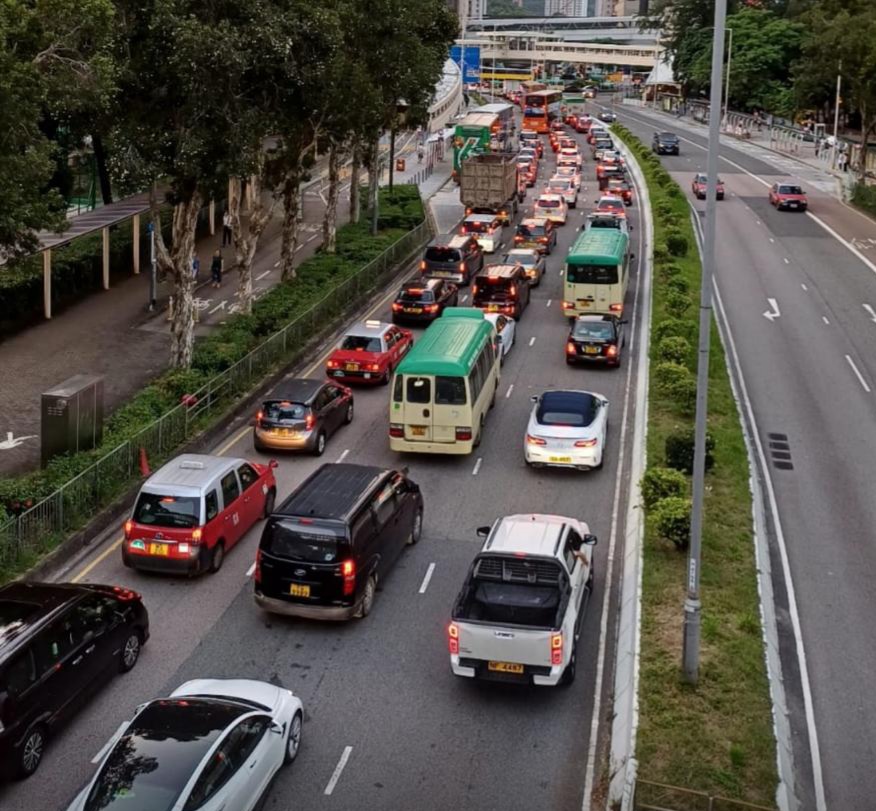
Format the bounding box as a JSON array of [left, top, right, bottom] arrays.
[[691, 173, 725, 200], [326, 320, 413, 385], [575, 115, 593, 134], [606, 178, 634, 206], [769, 181, 807, 211], [123, 453, 278, 576]]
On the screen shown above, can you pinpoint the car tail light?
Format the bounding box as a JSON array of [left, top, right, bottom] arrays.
[[538, 236, 548, 243], [389, 423, 404, 438], [514, 235, 524, 243], [551, 633, 563, 666], [456, 427, 473, 441], [124, 519, 133, 539], [256, 410, 264, 423], [605, 344, 618, 357], [112, 586, 141, 602], [527, 434, 547, 446], [575, 438, 598, 447], [420, 260, 426, 271], [253, 549, 262, 584], [448, 622, 459, 655], [305, 413, 315, 430], [566, 342, 576, 354], [471, 284, 478, 296], [341, 559, 356, 596], [368, 363, 381, 372], [459, 262, 466, 272], [465, 207, 473, 215], [562, 301, 574, 310], [425, 304, 439, 313], [509, 284, 516, 296], [609, 303, 623, 313], [327, 359, 339, 369], [392, 302, 403, 312]]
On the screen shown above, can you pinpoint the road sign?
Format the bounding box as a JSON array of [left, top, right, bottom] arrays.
[[450, 45, 480, 84]]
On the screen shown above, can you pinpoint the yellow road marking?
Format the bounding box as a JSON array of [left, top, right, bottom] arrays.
[[72, 535, 124, 583]]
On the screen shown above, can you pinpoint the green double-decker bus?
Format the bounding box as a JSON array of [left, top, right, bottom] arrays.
[[389, 309, 500, 455], [562, 228, 631, 319]]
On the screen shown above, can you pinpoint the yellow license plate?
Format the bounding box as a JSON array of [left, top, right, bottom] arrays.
[[149, 543, 169, 556], [577, 300, 591, 307], [411, 425, 427, 437], [549, 456, 572, 463], [405, 308, 422, 314], [488, 661, 524, 674], [345, 363, 358, 371], [487, 304, 499, 312], [584, 346, 599, 355], [290, 583, 310, 597]]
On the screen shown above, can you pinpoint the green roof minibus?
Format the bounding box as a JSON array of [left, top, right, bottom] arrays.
[[389, 309, 500, 454], [562, 228, 630, 319]]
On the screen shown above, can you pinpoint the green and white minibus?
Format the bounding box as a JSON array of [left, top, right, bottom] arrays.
[[562, 228, 631, 319], [389, 309, 500, 455]]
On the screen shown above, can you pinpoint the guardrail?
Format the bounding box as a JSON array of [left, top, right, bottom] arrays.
[[634, 780, 777, 811], [0, 214, 432, 573]]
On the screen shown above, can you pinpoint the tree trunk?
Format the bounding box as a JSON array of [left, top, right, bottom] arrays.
[[279, 170, 302, 281], [230, 171, 277, 314], [349, 144, 361, 224], [368, 136, 380, 236], [151, 187, 202, 369], [322, 142, 341, 254], [92, 133, 113, 205]]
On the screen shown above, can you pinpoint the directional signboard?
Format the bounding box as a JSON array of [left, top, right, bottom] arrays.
[[450, 45, 481, 84]]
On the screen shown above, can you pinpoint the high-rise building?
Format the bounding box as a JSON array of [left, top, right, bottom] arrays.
[[447, 0, 484, 20], [544, 0, 587, 15]]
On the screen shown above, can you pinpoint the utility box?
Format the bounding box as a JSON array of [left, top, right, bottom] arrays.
[[41, 375, 104, 467]]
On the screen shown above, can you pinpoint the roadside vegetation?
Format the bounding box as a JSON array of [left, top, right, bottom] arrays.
[[612, 123, 778, 805]]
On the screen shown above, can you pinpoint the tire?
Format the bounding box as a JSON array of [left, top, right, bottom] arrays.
[[357, 574, 377, 619], [16, 724, 46, 779], [380, 369, 391, 386], [560, 646, 577, 687], [313, 431, 327, 456], [263, 488, 276, 519], [284, 711, 303, 765], [208, 542, 225, 574], [409, 508, 423, 545], [344, 402, 354, 425], [119, 630, 142, 673], [253, 435, 266, 454]]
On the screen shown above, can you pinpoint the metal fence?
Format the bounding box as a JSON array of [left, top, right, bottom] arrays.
[[0, 215, 431, 572], [634, 780, 776, 811]]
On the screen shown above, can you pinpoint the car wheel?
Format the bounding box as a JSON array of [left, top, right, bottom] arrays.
[[253, 435, 266, 454], [284, 711, 303, 765], [357, 574, 377, 619], [409, 508, 423, 545], [263, 488, 276, 519], [560, 646, 577, 687], [313, 431, 327, 456], [209, 542, 225, 574], [380, 369, 391, 386], [344, 402, 354, 425], [119, 630, 142, 673], [16, 724, 46, 779]]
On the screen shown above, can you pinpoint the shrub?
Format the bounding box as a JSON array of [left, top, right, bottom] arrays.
[[652, 496, 692, 550], [657, 335, 691, 365], [654, 361, 691, 394], [655, 200, 674, 219], [665, 229, 689, 257], [852, 182, 876, 218], [665, 427, 715, 474], [653, 242, 670, 264], [666, 289, 691, 317], [641, 467, 689, 509], [669, 372, 697, 415], [652, 317, 691, 343], [666, 275, 690, 295], [656, 261, 683, 281]]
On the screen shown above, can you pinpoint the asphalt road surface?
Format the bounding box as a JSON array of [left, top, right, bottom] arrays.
[[1, 122, 647, 811], [613, 101, 876, 811]]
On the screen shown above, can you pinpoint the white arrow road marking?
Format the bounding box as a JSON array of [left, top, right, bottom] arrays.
[[0, 432, 37, 450], [209, 300, 228, 315], [763, 298, 781, 321], [863, 304, 876, 323]]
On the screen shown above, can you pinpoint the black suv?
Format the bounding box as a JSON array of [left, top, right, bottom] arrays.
[[391, 278, 459, 324], [652, 131, 680, 155], [254, 463, 424, 621], [421, 234, 483, 285], [472, 263, 531, 320], [0, 582, 149, 779]]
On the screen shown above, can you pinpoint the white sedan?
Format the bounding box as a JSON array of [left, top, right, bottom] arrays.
[[524, 389, 609, 471], [67, 679, 304, 811], [484, 312, 517, 362], [534, 193, 568, 225]]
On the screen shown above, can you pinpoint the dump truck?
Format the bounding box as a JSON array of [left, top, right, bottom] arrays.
[[460, 153, 521, 227]]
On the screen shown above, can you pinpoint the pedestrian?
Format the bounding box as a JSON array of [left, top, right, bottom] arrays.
[[417, 143, 425, 164], [210, 250, 223, 288], [222, 210, 232, 247], [191, 253, 201, 282]]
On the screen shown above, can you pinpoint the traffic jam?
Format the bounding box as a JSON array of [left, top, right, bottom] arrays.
[[0, 92, 643, 811]]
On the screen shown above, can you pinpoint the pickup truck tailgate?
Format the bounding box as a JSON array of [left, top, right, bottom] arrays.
[[457, 621, 552, 667]]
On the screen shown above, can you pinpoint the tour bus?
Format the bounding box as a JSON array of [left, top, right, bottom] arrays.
[[562, 228, 631, 319], [522, 89, 563, 133], [389, 309, 501, 455]]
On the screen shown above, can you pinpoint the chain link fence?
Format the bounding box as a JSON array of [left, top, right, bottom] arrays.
[[0, 215, 431, 574], [634, 780, 776, 811]]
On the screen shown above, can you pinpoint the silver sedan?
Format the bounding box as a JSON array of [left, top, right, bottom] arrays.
[[503, 248, 546, 287]]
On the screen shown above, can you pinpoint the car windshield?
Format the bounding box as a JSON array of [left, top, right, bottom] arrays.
[[264, 401, 307, 421], [518, 224, 545, 237], [659, 133, 677, 140], [267, 520, 343, 563], [508, 252, 536, 266], [573, 321, 615, 341], [84, 700, 244, 811], [567, 263, 619, 284], [779, 185, 803, 195], [400, 288, 435, 303], [425, 247, 460, 263], [537, 392, 597, 427], [340, 335, 382, 352], [133, 493, 200, 529], [548, 181, 569, 191], [537, 199, 561, 208]]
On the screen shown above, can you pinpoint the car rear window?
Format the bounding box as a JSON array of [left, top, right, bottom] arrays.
[[548, 181, 569, 192], [435, 376, 467, 405], [474, 277, 515, 301], [133, 493, 200, 528], [463, 220, 490, 234], [400, 288, 435, 303], [567, 263, 619, 285], [518, 223, 545, 237], [406, 376, 431, 404], [537, 199, 560, 208], [425, 247, 461, 263], [573, 320, 615, 341], [779, 185, 803, 195], [266, 520, 343, 563], [341, 335, 382, 352], [537, 393, 597, 427], [264, 401, 306, 421]]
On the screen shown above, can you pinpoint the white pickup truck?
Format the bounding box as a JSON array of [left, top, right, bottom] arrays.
[[448, 513, 597, 687]]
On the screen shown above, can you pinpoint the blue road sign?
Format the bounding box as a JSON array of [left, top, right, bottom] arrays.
[[450, 45, 481, 84]]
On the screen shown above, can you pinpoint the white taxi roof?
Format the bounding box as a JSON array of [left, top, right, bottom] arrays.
[[346, 320, 392, 338], [537, 194, 564, 203], [142, 454, 243, 496]]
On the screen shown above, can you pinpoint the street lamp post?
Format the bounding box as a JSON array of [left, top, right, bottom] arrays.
[[682, 0, 727, 685], [388, 100, 409, 192], [831, 62, 842, 170], [147, 221, 157, 312], [722, 27, 733, 128]]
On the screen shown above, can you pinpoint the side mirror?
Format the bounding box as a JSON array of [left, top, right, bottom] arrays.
[[269, 459, 279, 469], [630, 253, 636, 259], [530, 395, 539, 403], [584, 533, 598, 546], [476, 526, 491, 538], [270, 721, 285, 736], [629, 225, 634, 231]]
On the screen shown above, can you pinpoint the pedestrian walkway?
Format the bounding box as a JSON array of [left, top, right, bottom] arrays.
[[0, 135, 455, 476]]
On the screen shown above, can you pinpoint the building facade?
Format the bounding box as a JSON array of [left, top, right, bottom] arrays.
[[544, 0, 589, 15]]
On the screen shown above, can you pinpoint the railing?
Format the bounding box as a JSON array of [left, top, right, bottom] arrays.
[[634, 780, 776, 811], [0, 214, 432, 573]]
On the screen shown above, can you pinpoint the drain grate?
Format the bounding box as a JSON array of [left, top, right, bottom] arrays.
[[767, 433, 793, 470]]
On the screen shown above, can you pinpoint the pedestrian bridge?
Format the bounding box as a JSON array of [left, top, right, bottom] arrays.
[[474, 39, 660, 69]]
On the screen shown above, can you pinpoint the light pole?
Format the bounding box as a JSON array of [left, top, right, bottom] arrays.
[[387, 100, 409, 192], [831, 61, 842, 170], [722, 26, 733, 128], [147, 221, 157, 312], [683, 0, 727, 685]]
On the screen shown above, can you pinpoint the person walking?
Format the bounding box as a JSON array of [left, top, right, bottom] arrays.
[[222, 210, 233, 247], [191, 253, 201, 283], [210, 250, 223, 289], [417, 143, 425, 164]]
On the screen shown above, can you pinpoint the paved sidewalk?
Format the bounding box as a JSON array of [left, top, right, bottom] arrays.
[[0, 136, 454, 476]]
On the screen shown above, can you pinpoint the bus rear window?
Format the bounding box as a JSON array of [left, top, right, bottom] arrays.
[[406, 376, 431, 404], [435, 376, 467, 405], [567, 264, 619, 285]]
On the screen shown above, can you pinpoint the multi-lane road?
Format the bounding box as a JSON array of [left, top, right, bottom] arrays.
[[0, 120, 647, 810], [614, 102, 876, 811]]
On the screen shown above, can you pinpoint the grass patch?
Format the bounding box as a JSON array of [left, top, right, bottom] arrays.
[[612, 124, 778, 806]]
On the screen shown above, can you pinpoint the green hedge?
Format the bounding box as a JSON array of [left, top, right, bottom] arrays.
[[851, 182, 876, 219], [0, 187, 424, 516]]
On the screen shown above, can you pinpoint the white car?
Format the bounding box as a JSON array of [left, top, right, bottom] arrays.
[[524, 389, 609, 471], [68, 679, 304, 811], [534, 193, 568, 225], [484, 312, 517, 362], [554, 164, 582, 190], [546, 175, 578, 208], [558, 147, 582, 169]]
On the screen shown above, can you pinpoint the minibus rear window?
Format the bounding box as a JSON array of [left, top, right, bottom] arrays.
[[406, 376, 431, 404]]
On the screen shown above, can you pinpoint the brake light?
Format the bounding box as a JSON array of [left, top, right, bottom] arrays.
[[609, 303, 623, 313], [509, 284, 516, 296], [111, 586, 140, 602], [124, 519, 133, 539], [327, 359, 339, 369], [419, 260, 426, 271], [448, 622, 459, 654], [551, 632, 563, 666], [392, 302, 403, 312], [368, 363, 381, 372], [562, 301, 574, 310], [472, 284, 478, 295], [465, 207, 473, 215], [389, 423, 404, 438], [456, 427, 473, 441], [425, 304, 440, 313], [253, 549, 262, 584], [256, 410, 263, 422], [514, 235, 524, 242], [605, 344, 618, 357], [305, 413, 315, 430], [459, 262, 465, 272], [575, 438, 598, 447], [566, 342, 576, 354], [526, 434, 547, 446], [538, 236, 548, 243], [341, 559, 356, 596]]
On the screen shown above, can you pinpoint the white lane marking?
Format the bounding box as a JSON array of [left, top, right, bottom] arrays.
[[846, 355, 871, 393], [307, 234, 319, 243], [763, 298, 781, 322], [528, 336, 536, 347], [418, 562, 436, 594], [324, 746, 353, 796], [336, 449, 350, 464], [461, 294, 468, 303], [274, 260, 281, 267], [472, 457, 483, 476], [505, 384, 514, 399], [756, 220, 761, 225], [822, 316, 830, 325], [246, 561, 256, 578], [801, 284, 808, 291], [769, 237, 775, 243], [546, 298, 552, 307], [209, 300, 228, 315], [864, 304, 876, 322], [92, 723, 129, 764], [559, 268, 564, 276], [783, 257, 790, 264], [256, 269, 272, 281]]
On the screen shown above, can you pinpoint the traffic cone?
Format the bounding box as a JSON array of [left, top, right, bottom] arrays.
[[139, 447, 151, 477]]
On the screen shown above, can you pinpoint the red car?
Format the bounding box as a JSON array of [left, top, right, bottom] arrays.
[[769, 181, 807, 211], [519, 132, 543, 158], [595, 195, 627, 218], [576, 116, 593, 134], [606, 178, 633, 206], [326, 320, 413, 385], [551, 119, 566, 133], [691, 173, 725, 200]]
